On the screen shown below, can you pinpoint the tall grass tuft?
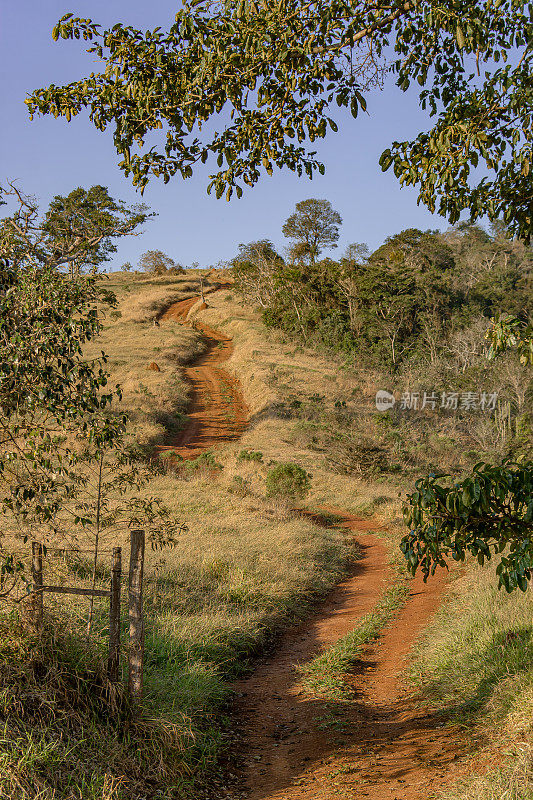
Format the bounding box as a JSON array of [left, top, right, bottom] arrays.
[[0, 615, 192, 800], [410, 564, 533, 799]]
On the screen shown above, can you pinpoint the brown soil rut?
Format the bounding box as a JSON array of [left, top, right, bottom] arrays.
[[157, 295, 248, 457], [231, 515, 460, 800], [156, 296, 461, 799]]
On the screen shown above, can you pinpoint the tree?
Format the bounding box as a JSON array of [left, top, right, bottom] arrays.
[[0, 188, 180, 601], [231, 240, 283, 308], [0, 256, 118, 527], [234, 239, 280, 266], [336, 245, 369, 335], [24, 4, 533, 591], [138, 249, 183, 275], [401, 303, 533, 592], [401, 463, 533, 593], [489, 315, 533, 367], [42, 185, 150, 277], [286, 241, 314, 266], [344, 242, 369, 263], [283, 199, 342, 265], [1, 183, 150, 278], [26, 3, 532, 239]]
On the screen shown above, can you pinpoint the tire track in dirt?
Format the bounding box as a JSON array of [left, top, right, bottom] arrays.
[[156, 294, 462, 799], [231, 515, 461, 800], [156, 294, 248, 458]]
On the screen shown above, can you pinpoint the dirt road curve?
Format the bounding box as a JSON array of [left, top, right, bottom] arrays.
[[158, 295, 248, 457], [232, 515, 460, 800], [157, 295, 461, 799]]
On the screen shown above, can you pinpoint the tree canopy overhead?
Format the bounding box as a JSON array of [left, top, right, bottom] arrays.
[[26, 1, 532, 239]]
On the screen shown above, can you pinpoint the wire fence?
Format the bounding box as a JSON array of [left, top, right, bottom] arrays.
[[1, 530, 146, 705]]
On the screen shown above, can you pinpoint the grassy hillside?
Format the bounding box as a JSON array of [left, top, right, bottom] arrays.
[[189, 284, 533, 799], [412, 567, 533, 799], [0, 271, 360, 798], [85, 272, 206, 447], [3, 270, 531, 798]]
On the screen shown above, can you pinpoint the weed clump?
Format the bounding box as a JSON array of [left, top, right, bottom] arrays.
[[0, 616, 188, 799], [238, 449, 263, 462], [266, 462, 311, 500]]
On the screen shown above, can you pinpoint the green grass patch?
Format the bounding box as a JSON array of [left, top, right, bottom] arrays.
[[300, 578, 409, 700], [237, 449, 264, 463], [410, 566, 533, 721], [0, 616, 191, 800], [0, 471, 357, 798], [409, 563, 533, 800]]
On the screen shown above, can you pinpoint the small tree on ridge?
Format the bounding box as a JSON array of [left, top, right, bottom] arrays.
[[283, 199, 342, 265], [139, 249, 183, 275]]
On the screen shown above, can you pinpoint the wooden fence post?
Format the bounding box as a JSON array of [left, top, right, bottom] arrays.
[[31, 542, 43, 631], [128, 530, 145, 704], [107, 547, 122, 682]]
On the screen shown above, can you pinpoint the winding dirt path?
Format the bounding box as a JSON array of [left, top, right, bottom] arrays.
[[157, 295, 462, 798], [231, 515, 460, 800], [157, 295, 248, 458]]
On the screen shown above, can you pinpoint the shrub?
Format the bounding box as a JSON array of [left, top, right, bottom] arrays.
[[229, 475, 251, 497], [266, 462, 311, 499], [139, 250, 183, 275], [238, 449, 263, 462]]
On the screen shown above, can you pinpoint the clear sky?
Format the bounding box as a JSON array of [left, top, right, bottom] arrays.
[[1, 0, 452, 270]]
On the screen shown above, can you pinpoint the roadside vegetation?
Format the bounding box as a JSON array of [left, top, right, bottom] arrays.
[[4, 0, 533, 792], [233, 219, 532, 478], [0, 251, 357, 797], [198, 227, 532, 796], [412, 564, 533, 799], [2, 214, 531, 797], [0, 480, 351, 798], [301, 568, 409, 700]]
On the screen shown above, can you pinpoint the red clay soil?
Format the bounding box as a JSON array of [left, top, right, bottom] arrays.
[[231, 514, 463, 800], [154, 299, 462, 798], [156, 295, 248, 458]]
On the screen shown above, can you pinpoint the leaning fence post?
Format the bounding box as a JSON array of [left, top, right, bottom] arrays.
[[128, 530, 145, 705], [107, 547, 122, 682], [31, 542, 43, 632]]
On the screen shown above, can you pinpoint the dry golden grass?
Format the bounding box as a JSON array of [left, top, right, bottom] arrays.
[[136, 474, 351, 679], [120, 286, 196, 324], [41, 268, 364, 664], [0, 466, 352, 798], [104, 270, 205, 322], [0, 272, 362, 797], [6, 271, 527, 798], [99, 277, 530, 800], [84, 277, 205, 446], [187, 288, 400, 519]]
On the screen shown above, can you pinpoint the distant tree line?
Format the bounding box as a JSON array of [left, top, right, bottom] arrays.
[[233, 199, 532, 372]]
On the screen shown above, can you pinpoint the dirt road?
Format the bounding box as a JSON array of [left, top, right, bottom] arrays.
[[157, 295, 461, 799], [232, 515, 459, 800], [158, 295, 248, 458]]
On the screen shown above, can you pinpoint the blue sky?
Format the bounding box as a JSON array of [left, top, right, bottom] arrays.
[[1, 0, 451, 270]]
